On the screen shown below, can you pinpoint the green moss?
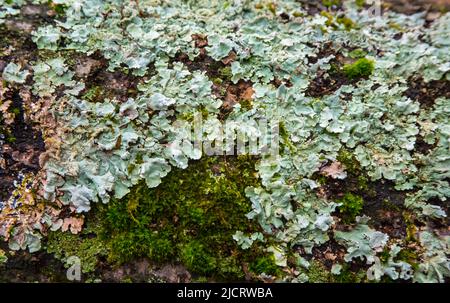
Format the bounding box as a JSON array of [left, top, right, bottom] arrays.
[[319, 12, 357, 32], [100, 156, 273, 280], [336, 148, 372, 192], [193, 276, 209, 282], [212, 77, 223, 85], [46, 218, 108, 274], [254, 3, 263, 9], [348, 48, 367, 59], [337, 148, 360, 175], [180, 241, 216, 274], [315, 174, 328, 186], [9, 107, 20, 115], [388, 22, 404, 32], [356, 175, 370, 191], [403, 212, 418, 243], [198, 104, 209, 119], [322, 0, 342, 8], [82, 86, 105, 102], [343, 58, 375, 80], [329, 62, 341, 75], [379, 246, 390, 263], [332, 263, 365, 283], [219, 66, 232, 80], [355, 0, 365, 8], [48, 1, 67, 16], [0, 249, 7, 264], [321, 11, 335, 27], [395, 248, 419, 270], [6, 136, 16, 143], [293, 11, 305, 18], [121, 277, 133, 283], [307, 260, 332, 283], [337, 193, 364, 224], [249, 255, 280, 276], [267, 2, 277, 15], [336, 16, 357, 31], [240, 98, 253, 111]]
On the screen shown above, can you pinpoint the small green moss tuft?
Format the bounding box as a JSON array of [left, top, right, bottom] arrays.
[[336, 16, 357, 31], [388, 22, 404, 32], [337, 148, 360, 175], [348, 49, 367, 59], [355, 0, 365, 8], [332, 263, 365, 283], [321, 11, 335, 27], [337, 193, 364, 223], [6, 136, 16, 143], [293, 11, 305, 18], [212, 77, 223, 85], [180, 241, 216, 275], [307, 260, 332, 282], [48, 1, 67, 16], [9, 107, 20, 115], [343, 58, 375, 80], [267, 2, 277, 15], [395, 248, 419, 270], [379, 246, 391, 263], [219, 67, 232, 80], [240, 98, 253, 111], [82, 86, 105, 102], [315, 174, 328, 186], [249, 255, 280, 276], [0, 249, 7, 264], [403, 212, 418, 243], [322, 0, 342, 8]]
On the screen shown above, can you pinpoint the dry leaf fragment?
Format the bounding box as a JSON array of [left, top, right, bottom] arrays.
[[320, 161, 347, 179]]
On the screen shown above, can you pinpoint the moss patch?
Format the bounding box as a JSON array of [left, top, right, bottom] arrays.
[[332, 263, 366, 283], [249, 255, 281, 276], [307, 260, 332, 282], [100, 156, 275, 280], [343, 58, 375, 80], [46, 217, 108, 274], [337, 193, 364, 224]]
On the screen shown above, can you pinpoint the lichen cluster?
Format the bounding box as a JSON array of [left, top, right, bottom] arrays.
[[0, 0, 449, 282]]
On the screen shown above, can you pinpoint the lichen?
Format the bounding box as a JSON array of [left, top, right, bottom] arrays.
[[0, 0, 449, 283]]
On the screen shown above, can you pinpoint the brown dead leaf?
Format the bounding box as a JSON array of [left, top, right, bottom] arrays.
[[221, 51, 237, 65], [75, 58, 102, 78], [192, 34, 208, 48], [0, 100, 12, 113], [320, 161, 347, 179], [241, 86, 254, 100], [61, 217, 84, 234], [325, 252, 337, 261], [223, 91, 238, 111]]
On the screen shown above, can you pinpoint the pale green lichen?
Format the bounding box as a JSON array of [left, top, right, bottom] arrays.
[[2, 62, 29, 84], [0, 0, 449, 283]]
